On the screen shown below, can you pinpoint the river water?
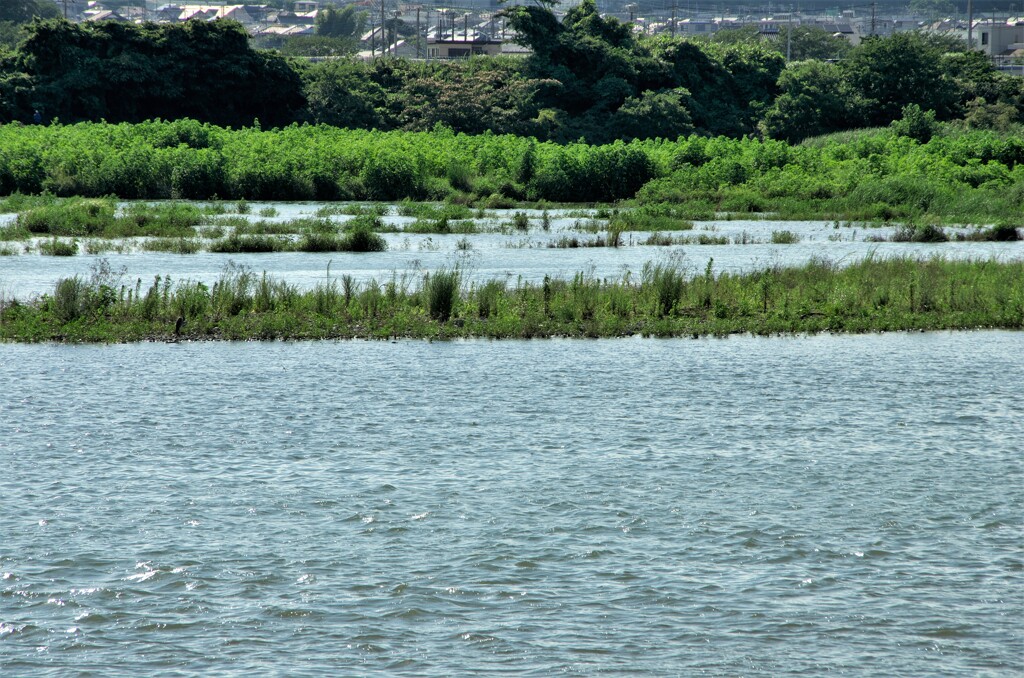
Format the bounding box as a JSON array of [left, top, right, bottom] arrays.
[[1, 333, 1021, 675], [2, 211, 1023, 299]]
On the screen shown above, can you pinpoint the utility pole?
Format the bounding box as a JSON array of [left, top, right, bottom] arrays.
[[786, 7, 792, 61], [870, 2, 876, 36], [417, 7, 421, 59], [671, 1, 676, 37], [968, 0, 974, 49]]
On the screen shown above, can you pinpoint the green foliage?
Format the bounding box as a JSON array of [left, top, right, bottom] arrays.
[[890, 104, 938, 143], [770, 230, 800, 244], [778, 26, 852, 61], [760, 60, 862, 143], [0, 0, 60, 24], [340, 219, 387, 252], [315, 5, 366, 39], [18, 198, 116, 235], [643, 261, 686, 317], [843, 33, 958, 127], [5, 121, 1024, 225], [8, 19, 303, 126], [39, 237, 77, 256], [360, 148, 422, 200]]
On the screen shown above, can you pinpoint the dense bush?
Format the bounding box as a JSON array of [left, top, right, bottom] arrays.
[[4, 121, 1024, 223]]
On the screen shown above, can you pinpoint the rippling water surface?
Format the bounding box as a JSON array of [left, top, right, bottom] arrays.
[[1, 333, 1021, 675], [2, 214, 1022, 298]]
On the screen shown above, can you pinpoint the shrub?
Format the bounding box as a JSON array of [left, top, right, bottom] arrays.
[[52, 276, 87, 321], [360, 149, 423, 200], [340, 223, 387, 252]]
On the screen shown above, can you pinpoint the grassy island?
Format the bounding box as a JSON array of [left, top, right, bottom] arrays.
[[2, 257, 1021, 343]]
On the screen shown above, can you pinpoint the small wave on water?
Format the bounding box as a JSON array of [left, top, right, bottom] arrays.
[[0, 332, 1021, 675]]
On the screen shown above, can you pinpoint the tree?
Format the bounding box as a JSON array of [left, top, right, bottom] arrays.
[[779, 26, 852, 61], [0, 0, 60, 24], [841, 33, 958, 126], [909, 0, 956, 19], [761, 60, 861, 142], [11, 19, 304, 126], [315, 5, 366, 39], [890, 103, 938, 142]]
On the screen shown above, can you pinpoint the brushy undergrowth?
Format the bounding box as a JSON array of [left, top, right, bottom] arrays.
[[2, 256, 1021, 342], [3, 122, 1024, 222]]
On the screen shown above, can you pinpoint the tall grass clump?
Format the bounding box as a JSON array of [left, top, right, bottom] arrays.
[[52, 276, 88, 322], [475, 279, 505, 318], [770, 230, 800, 244], [297, 232, 343, 252], [509, 211, 530, 231], [423, 267, 460, 321], [39, 238, 78, 256], [643, 261, 687, 316]]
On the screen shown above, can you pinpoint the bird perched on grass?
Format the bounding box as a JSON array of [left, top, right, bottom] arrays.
[[174, 314, 185, 336]]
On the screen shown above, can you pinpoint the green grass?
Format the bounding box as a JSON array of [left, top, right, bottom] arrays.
[[2, 257, 1020, 342]]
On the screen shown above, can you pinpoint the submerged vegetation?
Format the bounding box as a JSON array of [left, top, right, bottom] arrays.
[[2, 257, 1020, 343]]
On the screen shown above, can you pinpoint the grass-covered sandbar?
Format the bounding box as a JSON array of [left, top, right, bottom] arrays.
[[2, 257, 1021, 343]]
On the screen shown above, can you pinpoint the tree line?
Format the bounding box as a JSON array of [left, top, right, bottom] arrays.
[[1, 2, 1022, 143]]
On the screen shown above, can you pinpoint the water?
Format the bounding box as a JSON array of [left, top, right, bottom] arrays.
[[2, 213, 1022, 299], [1, 333, 1021, 675]]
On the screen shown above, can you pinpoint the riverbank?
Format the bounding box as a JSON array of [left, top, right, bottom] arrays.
[[2, 257, 1020, 343]]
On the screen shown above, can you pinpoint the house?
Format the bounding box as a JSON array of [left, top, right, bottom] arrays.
[[83, 9, 129, 22], [426, 28, 501, 58], [968, 19, 1024, 55]]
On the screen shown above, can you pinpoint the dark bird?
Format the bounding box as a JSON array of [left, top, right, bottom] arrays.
[[174, 315, 185, 336]]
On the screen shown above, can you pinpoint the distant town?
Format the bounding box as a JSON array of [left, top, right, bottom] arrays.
[[41, 0, 1024, 71]]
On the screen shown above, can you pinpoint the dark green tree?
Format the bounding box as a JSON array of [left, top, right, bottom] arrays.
[[11, 19, 304, 126], [760, 60, 862, 142], [315, 4, 366, 39], [0, 0, 60, 23], [841, 33, 958, 126], [778, 26, 852, 61]]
